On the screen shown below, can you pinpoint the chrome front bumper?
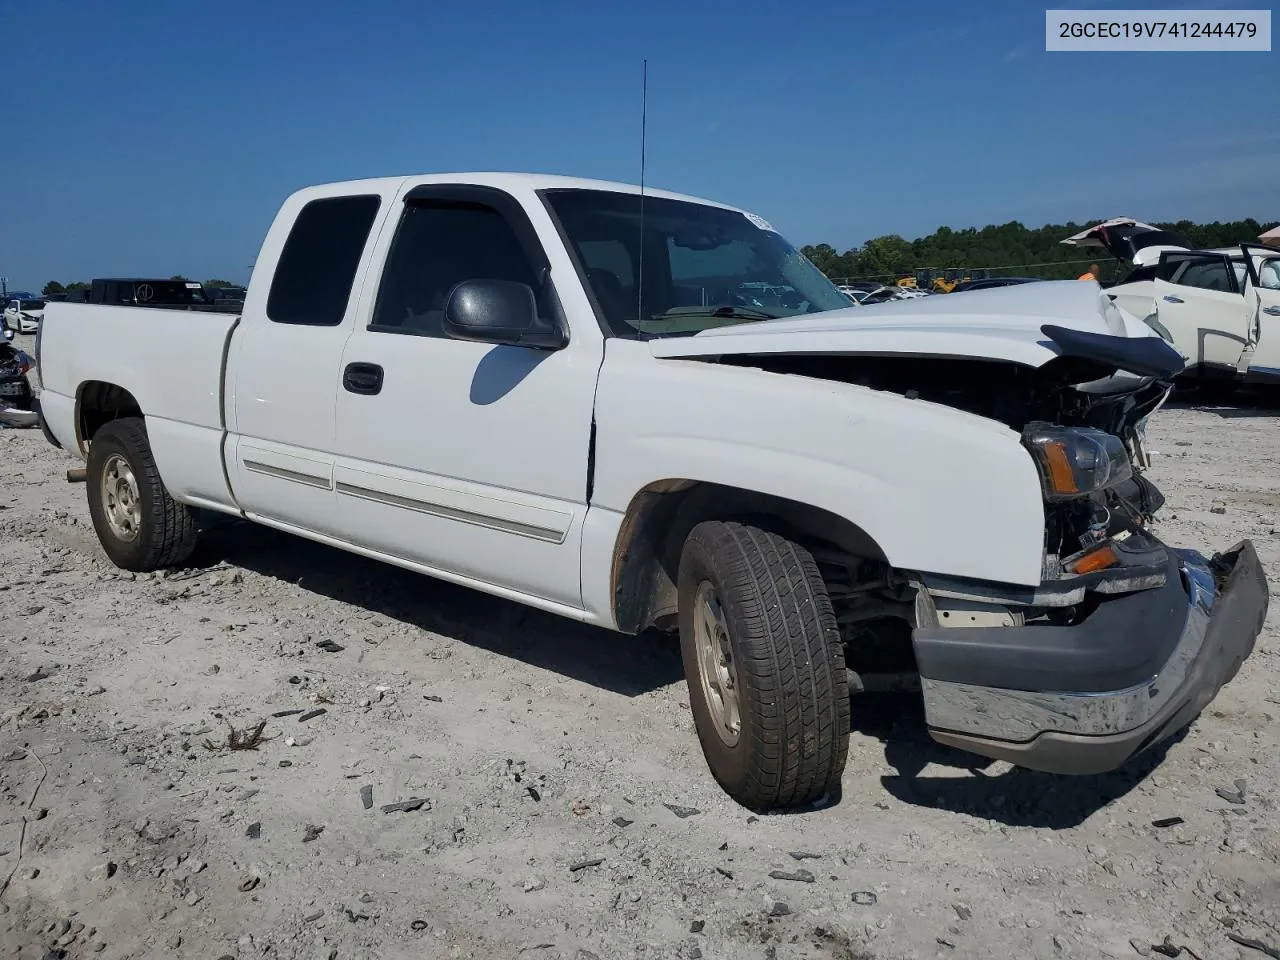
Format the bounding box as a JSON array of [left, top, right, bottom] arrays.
[[914, 540, 1267, 774]]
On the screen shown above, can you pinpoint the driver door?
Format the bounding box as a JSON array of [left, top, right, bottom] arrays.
[[328, 182, 601, 611], [1154, 251, 1249, 372]]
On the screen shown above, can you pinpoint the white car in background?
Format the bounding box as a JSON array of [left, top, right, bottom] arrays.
[[892, 286, 931, 300], [3, 298, 45, 334], [1064, 220, 1280, 388], [1143, 244, 1280, 387], [1061, 218, 1192, 320]]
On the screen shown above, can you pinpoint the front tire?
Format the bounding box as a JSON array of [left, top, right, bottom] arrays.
[[678, 520, 849, 811], [86, 417, 197, 571]]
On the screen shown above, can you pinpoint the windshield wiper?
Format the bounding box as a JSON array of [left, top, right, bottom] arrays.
[[647, 305, 781, 322]]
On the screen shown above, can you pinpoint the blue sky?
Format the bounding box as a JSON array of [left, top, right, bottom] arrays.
[[2, 0, 1276, 290]]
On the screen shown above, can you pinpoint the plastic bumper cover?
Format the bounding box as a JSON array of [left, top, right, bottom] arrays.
[[915, 539, 1268, 774]]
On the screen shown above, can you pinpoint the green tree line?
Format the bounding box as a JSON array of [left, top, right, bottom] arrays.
[[802, 218, 1279, 283]]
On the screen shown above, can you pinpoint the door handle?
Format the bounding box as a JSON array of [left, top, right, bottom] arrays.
[[1163, 295, 1184, 304], [342, 362, 384, 395], [1263, 306, 1280, 316]]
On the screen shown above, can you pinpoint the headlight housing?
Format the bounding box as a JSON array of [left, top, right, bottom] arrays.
[[1022, 424, 1133, 500]]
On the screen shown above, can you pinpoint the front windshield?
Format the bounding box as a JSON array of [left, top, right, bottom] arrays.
[[543, 188, 851, 338], [20, 300, 46, 311]]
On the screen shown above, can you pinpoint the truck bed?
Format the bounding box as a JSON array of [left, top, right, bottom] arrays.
[[38, 302, 242, 513]]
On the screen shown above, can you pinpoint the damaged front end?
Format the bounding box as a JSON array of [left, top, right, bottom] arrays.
[[719, 315, 1267, 774], [921, 321, 1183, 601], [884, 329, 1269, 774], [724, 319, 1182, 602]]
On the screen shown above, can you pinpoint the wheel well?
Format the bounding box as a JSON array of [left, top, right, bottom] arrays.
[[76, 381, 143, 453], [610, 479, 889, 634]]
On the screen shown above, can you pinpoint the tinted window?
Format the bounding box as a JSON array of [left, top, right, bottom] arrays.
[[577, 239, 634, 288], [1123, 266, 1158, 284], [371, 201, 542, 337], [1173, 259, 1234, 293], [267, 195, 381, 326]]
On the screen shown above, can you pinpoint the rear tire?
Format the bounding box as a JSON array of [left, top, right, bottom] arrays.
[[677, 520, 849, 811], [86, 417, 197, 571]]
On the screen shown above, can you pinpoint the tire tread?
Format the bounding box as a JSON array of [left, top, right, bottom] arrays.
[[87, 417, 197, 571], [680, 520, 849, 810]]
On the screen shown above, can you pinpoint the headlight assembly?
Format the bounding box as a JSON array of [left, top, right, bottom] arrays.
[[1023, 424, 1133, 500]]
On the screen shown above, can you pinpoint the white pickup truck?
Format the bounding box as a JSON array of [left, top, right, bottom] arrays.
[[35, 173, 1269, 811]]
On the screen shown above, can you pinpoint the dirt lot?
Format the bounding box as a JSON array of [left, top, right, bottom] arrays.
[[2, 351, 1278, 959]]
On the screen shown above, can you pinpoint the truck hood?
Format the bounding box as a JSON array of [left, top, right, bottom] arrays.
[[649, 280, 1180, 376]]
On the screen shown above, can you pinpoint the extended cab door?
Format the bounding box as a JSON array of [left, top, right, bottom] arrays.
[[1153, 251, 1249, 372], [1243, 251, 1280, 383], [328, 182, 602, 612], [227, 187, 394, 537]]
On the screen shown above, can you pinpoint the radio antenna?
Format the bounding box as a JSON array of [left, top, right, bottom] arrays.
[[636, 58, 648, 329]]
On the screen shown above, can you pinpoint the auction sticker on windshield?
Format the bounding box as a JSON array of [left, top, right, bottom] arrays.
[[1046, 9, 1270, 50], [743, 212, 776, 232]]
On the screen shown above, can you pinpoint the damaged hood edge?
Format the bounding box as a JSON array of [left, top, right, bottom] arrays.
[[649, 280, 1182, 377]]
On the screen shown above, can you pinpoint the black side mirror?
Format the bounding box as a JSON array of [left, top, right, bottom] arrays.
[[443, 279, 567, 350]]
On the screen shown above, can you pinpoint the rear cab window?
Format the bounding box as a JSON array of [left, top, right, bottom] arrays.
[[267, 195, 382, 326]]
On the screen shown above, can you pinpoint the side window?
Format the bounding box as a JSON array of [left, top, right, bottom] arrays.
[[1164, 255, 1235, 293], [370, 201, 541, 337], [267, 195, 381, 326], [1260, 260, 1280, 291], [1179, 260, 1234, 293]]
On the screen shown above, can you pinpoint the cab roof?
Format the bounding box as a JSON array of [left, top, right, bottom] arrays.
[[292, 172, 749, 215]]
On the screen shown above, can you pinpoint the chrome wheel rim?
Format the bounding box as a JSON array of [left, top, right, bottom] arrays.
[[101, 453, 142, 542], [692, 580, 741, 747]]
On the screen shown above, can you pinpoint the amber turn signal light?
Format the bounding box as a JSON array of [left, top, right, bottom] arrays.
[[1067, 543, 1118, 575]]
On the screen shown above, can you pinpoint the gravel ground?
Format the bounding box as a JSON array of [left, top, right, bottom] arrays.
[[2, 343, 1278, 960]]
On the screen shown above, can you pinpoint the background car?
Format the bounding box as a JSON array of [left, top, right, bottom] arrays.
[[3, 297, 45, 333], [204, 284, 247, 305]]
